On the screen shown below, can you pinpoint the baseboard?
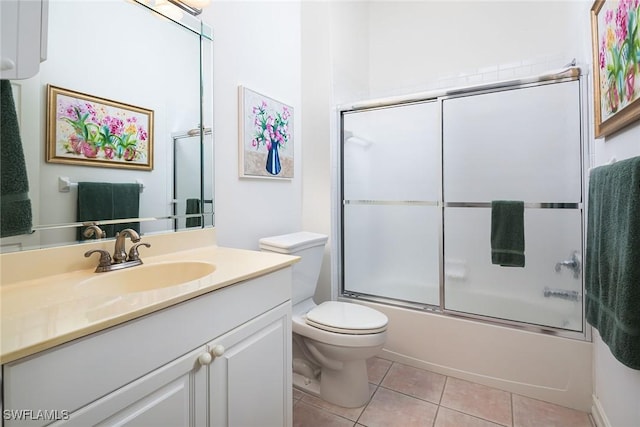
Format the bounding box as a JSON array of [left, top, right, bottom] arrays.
[[591, 395, 612, 427]]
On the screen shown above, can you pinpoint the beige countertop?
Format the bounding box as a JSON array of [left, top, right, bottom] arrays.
[[1, 238, 298, 364]]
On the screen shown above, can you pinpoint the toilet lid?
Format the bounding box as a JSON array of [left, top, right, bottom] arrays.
[[305, 301, 388, 335]]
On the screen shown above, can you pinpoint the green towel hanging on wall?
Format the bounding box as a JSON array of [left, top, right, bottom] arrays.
[[0, 80, 32, 238], [586, 156, 640, 370], [77, 182, 140, 240], [186, 198, 202, 228]]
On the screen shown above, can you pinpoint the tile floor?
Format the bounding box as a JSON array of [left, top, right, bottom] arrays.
[[292, 357, 594, 427]]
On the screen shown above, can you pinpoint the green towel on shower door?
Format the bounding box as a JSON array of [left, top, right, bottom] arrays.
[[490, 200, 525, 267], [0, 80, 32, 237], [586, 156, 640, 370]]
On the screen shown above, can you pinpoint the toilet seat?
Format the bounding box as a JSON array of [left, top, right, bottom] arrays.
[[305, 301, 388, 335]]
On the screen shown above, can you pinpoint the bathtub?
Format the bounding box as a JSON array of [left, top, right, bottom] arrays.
[[341, 296, 592, 412], [443, 288, 583, 332]]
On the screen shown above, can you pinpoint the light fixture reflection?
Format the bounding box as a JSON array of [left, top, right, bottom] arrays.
[[154, 0, 183, 20], [167, 0, 210, 15]]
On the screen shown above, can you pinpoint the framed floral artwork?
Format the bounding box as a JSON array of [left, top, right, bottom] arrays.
[[46, 85, 154, 170], [591, 0, 640, 138], [238, 86, 293, 179]]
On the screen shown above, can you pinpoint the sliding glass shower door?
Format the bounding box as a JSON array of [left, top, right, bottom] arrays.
[[341, 101, 441, 306], [442, 81, 584, 331], [339, 76, 586, 333]]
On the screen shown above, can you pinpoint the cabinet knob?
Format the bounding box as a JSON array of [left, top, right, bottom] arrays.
[[211, 345, 225, 357], [198, 352, 213, 366]]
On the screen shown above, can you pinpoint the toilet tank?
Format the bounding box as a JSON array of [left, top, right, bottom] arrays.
[[259, 232, 328, 305]]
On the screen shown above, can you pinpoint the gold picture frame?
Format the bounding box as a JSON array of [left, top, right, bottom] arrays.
[[591, 0, 640, 138], [46, 85, 154, 170]]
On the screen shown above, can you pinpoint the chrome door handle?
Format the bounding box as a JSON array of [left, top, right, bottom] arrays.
[[554, 251, 581, 279]]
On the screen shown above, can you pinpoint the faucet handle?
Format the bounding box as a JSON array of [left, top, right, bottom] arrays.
[[128, 242, 150, 262], [84, 249, 113, 273]]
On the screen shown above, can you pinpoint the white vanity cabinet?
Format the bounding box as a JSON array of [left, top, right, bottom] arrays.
[[0, 0, 48, 80], [50, 344, 209, 426], [2, 267, 292, 427], [208, 302, 291, 427]]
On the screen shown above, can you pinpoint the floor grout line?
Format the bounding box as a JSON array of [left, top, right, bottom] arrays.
[[376, 383, 444, 407], [510, 389, 515, 427]]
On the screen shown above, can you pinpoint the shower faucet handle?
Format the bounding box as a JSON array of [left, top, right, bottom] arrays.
[[554, 251, 581, 279]]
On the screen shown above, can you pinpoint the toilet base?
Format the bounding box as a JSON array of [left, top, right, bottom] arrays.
[[292, 360, 371, 408], [319, 359, 370, 408], [293, 372, 321, 397]]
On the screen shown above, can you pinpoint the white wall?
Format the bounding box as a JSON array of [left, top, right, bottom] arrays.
[[300, 1, 370, 302], [301, 2, 332, 302], [203, 1, 302, 250], [367, 1, 587, 98]]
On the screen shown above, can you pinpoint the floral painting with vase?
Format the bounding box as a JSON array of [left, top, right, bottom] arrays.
[[239, 86, 293, 179]]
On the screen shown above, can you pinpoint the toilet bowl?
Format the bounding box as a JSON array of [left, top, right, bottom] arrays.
[[260, 232, 388, 408]]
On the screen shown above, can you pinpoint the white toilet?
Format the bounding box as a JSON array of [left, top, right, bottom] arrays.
[[259, 231, 388, 408]]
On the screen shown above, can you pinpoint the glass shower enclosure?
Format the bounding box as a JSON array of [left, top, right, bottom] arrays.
[[338, 70, 586, 336]]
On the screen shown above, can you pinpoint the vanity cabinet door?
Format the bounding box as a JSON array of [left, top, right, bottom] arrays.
[[54, 346, 208, 427], [209, 301, 292, 427]]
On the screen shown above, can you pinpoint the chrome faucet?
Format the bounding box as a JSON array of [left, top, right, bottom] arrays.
[[84, 228, 150, 273], [113, 229, 141, 264], [554, 251, 581, 279]]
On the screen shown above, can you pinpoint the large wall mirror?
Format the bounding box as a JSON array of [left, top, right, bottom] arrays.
[[1, 0, 213, 253]]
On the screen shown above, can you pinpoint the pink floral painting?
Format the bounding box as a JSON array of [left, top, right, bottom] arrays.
[[46, 85, 154, 170], [238, 86, 293, 179], [592, 0, 640, 137]]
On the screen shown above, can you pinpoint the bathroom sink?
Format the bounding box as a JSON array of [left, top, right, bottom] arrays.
[[77, 261, 216, 295]]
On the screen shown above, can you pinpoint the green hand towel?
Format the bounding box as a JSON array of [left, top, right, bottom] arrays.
[[586, 156, 640, 370], [112, 183, 140, 235], [1, 80, 32, 237], [491, 200, 525, 267], [76, 182, 140, 239], [77, 182, 115, 240], [186, 198, 202, 228]]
